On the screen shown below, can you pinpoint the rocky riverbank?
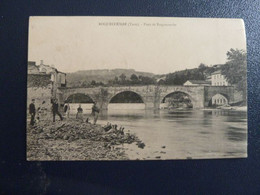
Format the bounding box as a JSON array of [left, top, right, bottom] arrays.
[[27, 119, 144, 160]]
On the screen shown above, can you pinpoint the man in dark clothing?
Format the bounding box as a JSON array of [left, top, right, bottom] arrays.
[[29, 99, 36, 126], [52, 99, 63, 122]]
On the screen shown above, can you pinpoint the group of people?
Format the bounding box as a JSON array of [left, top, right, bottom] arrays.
[[72, 103, 100, 125], [29, 98, 100, 126]]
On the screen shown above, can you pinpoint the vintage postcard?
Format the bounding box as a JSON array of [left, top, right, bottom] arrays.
[[27, 16, 247, 160]]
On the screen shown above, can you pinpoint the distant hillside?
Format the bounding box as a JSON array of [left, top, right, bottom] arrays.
[[66, 64, 223, 87], [155, 64, 222, 85], [66, 69, 155, 87]]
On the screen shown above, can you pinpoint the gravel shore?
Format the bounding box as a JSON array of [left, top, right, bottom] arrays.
[[27, 119, 144, 160]]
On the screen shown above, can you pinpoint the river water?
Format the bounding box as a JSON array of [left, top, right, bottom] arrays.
[[70, 103, 247, 160]]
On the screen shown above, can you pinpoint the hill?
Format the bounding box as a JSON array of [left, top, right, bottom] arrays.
[[66, 69, 155, 87], [66, 64, 222, 87], [155, 64, 220, 85]]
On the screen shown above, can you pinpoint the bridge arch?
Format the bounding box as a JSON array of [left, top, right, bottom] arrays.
[[64, 93, 96, 104], [108, 90, 145, 104], [208, 93, 229, 107], [160, 91, 194, 109]]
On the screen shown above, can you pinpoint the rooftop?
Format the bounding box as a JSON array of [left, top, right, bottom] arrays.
[[211, 70, 222, 75], [28, 60, 66, 74]]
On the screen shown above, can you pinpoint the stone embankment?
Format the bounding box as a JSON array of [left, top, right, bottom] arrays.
[[27, 119, 145, 160]]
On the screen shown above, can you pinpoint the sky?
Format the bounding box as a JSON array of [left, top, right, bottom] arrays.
[[28, 16, 246, 74]]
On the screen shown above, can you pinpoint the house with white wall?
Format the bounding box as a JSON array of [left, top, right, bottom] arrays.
[[211, 70, 229, 86]]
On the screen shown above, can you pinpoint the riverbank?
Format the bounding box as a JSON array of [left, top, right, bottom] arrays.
[[216, 105, 247, 111], [27, 119, 144, 160], [229, 106, 247, 111], [201, 106, 247, 111]]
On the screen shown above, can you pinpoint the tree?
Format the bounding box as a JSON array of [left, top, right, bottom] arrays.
[[114, 76, 119, 84], [90, 80, 96, 86], [198, 63, 207, 72], [173, 74, 182, 85], [80, 81, 88, 87], [130, 74, 139, 84], [221, 48, 247, 102], [97, 81, 104, 86], [108, 80, 113, 86], [140, 76, 155, 85], [119, 73, 126, 84]]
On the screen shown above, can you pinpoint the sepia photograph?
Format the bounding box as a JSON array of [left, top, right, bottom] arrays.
[[26, 16, 247, 160]]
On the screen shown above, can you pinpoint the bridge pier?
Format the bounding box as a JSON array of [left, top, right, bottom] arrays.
[[97, 101, 109, 110]]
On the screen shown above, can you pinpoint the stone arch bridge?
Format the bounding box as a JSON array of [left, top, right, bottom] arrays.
[[57, 85, 234, 110]]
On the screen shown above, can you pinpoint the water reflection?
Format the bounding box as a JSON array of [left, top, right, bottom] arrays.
[[226, 126, 247, 142], [77, 103, 247, 159]]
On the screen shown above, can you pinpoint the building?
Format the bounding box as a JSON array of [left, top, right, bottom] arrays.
[[38, 60, 67, 87], [211, 94, 228, 106], [205, 75, 211, 82], [156, 76, 166, 83], [28, 60, 67, 87], [212, 64, 223, 68], [27, 60, 67, 109], [211, 70, 229, 86], [28, 61, 40, 74], [27, 74, 53, 109], [183, 80, 211, 86]]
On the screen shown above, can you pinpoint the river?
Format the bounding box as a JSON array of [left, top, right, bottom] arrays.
[[69, 103, 247, 160]]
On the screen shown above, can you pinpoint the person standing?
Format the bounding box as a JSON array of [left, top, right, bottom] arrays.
[[29, 99, 36, 126], [91, 102, 100, 125], [64, 102, 70, 119], [52, 99, 63, 122], [76, 104, 83, 121]]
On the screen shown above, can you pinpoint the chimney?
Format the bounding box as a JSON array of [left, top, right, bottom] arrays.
[[40, 60, 43, 65]]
